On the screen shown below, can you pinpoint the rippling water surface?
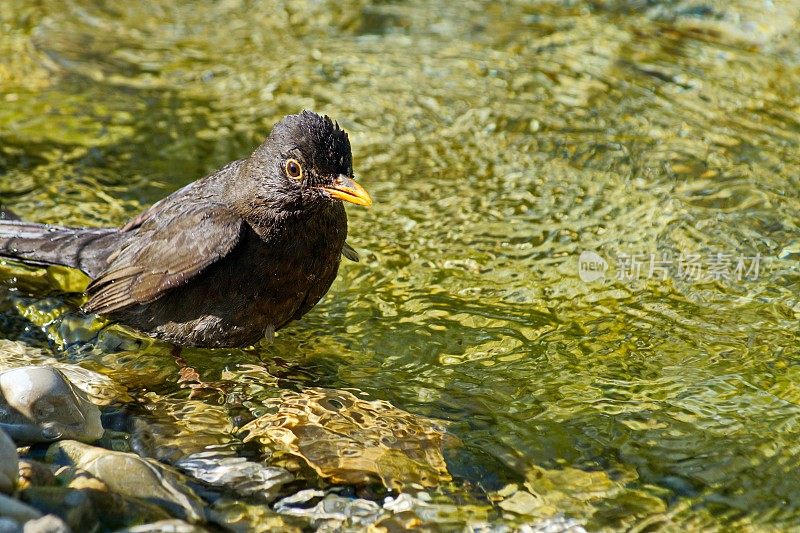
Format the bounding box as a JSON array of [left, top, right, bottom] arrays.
[[2, 0, 800, 530]]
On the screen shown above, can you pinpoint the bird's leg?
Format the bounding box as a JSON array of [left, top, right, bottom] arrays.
[[171, 345, 202, 384], [171, 345, 230, 400]]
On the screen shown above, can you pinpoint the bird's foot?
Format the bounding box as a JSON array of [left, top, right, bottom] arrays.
[[178, 366, 202, 383]]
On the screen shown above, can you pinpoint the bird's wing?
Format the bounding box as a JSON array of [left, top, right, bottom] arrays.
[[120, 180, 201, 232], [341, 241, 359, 262], [84, 203, 244, 314]]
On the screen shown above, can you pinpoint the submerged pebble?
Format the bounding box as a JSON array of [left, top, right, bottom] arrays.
[[23, 483, 172, 531], [20, 514, 71, 533], [46, 440, 206, 523], [0, 429, 18, 494], [518, 517, 588, 533], [208, 498, 303, 532], [274, 489, 383, 525], [242, 387, 452, 490], [175, 451, 292, 501], [0, 493, 42, 523], [0, 366, 103, 444], [113, 519, 206, 533]]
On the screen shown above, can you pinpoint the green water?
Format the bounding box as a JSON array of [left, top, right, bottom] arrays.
[[2, 0, 800, 530]]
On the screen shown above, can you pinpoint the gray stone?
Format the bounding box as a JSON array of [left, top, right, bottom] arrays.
[[20, 488, 97, 532], [22, 514, 71, 533], [0, 493, 42, 523], [0, 429, 18, 493], [46, 441, 205, 523], [0, 367, 103, 445], [175, 452, 292, 501], [23, 481, 173, 530], [113, 519, 205, 532], [645, 0, 800, 45], [0, 341, 129, 407], [274, 489, 383, 525], [498, 490, 542, 515], [518, 517, 588, 533], [0, 518, 20, 533]]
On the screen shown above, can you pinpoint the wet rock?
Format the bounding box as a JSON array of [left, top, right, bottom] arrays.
[[369, 512, 424, 531], [22, 484, 172, 532], [208, 498, 303, 533], [95, 427, 133, 454], [46, 440, 205, 523], [379, 492, 490, 528], [0, 367, 103, 444], [113, 519, 205, 533], [61, 467, 112, 491], [274, 489, 383, 526], [269, 488, 493, 530], [518, 517, 588, 533], [175, 451, 292, 501], [498, 489, 544, 515], [129, 396, 235, 464], [17, 460, 56, 491], [0, 341, 55, 371], [21, 514, 71, 533], [242, 388, 451, 490], [0, 493, 42, 523], [56, 366, 131, 406], [62, 469, 174, 526], [0, 341, 129, 407], [0, 429, 18, 493], [522, 465, 640, 518], [0, 518, 18, 533], [485, 465, 662, 527], [22, 487, 100, 532], [645, 0, 800, 45], [126, 391, 241, 464]]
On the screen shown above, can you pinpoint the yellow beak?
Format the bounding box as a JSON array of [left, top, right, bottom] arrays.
[[320, 175, 373, 207]]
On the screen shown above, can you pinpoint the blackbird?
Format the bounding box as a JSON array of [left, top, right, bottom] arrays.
[[0, 111, 372, 348]]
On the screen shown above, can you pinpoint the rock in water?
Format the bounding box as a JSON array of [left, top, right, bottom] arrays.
[[0, 429, 18, 494], [20, 514, 71, 533], [242, 388, 452, 490], [113, 519, 205, 533], [0, 492, 42, 523], [22, 484, 171, 532], [46, 440, 205, 523], [175, 452, 292, 501], [0, 366, 103, 444]]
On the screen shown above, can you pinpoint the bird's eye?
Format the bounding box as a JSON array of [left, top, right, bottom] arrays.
[[285, 159, 303, 179]]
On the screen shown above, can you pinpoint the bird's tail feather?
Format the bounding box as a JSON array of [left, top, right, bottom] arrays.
[[0, 216, 118, 278]]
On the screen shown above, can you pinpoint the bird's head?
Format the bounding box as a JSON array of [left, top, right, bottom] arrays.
[[243, 111, 372, 215]]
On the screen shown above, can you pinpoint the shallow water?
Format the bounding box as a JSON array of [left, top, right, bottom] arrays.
[[2, 0, 800, 529]]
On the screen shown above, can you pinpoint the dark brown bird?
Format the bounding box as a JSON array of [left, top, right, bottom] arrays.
[[0, 111, 372, 348]]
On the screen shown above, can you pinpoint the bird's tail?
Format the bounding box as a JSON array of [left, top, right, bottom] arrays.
[[0, 207, 118, 277]]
